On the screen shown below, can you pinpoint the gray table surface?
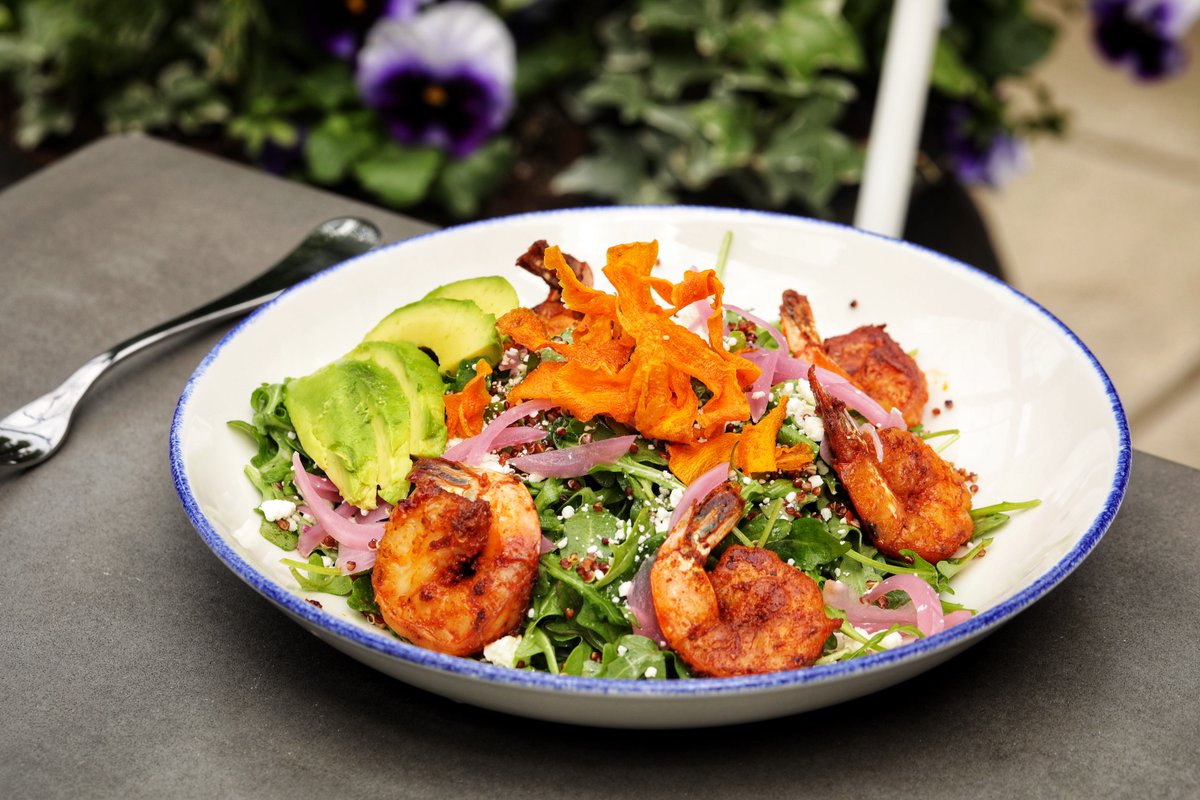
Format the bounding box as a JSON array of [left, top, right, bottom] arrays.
[[1, 136, 1196, 800]]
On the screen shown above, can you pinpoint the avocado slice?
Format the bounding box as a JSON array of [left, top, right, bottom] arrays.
[[423, 276, 520, 319], [363, 297, 501, 375], [346, 340, 447, 458], [284, 359, 412, 509]]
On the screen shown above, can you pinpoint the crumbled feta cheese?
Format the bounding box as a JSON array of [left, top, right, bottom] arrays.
[[617, 645, 628, 657], [618, 580, 633, 598], [808, 474, 823, 489], [482, 635, 522, 668], [259, 499, 296, 522], [653, 505, 672, 533], [560, 505, 575, 520], [475, 451, 514, 474], [644, 666, 658, 679], [802, 415, 824, 443], [785, 492, 797, 503], [820, 507, 833, 521], [750, 391, 766, 400], [668, 487, 684, 508]]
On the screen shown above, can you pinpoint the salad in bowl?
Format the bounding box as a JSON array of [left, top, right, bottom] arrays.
[[172, 206, 1126, 727], [229, 235, 1037, 681]]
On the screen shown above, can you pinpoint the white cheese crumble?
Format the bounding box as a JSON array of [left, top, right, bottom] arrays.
[[618, 580, 633, 598], [807, 474, 823, 489], [801, 415, 825, 442], [482, 635, 522, 668], [560, 505, 575, 520], [644, 666, 658, 679], [259, 499, 296, 522]]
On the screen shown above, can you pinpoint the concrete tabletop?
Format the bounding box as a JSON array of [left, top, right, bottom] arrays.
[[1, 135, 1196, 800]]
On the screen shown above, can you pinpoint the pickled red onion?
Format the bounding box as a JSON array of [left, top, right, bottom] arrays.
[[335, 543, 375, 575], [489, 426, 550, 450], [443, 399, 554, 465], [740, 348, 778, 422], [724, 304, 785, 349], [291, 452, 385, 552], [669, 460, 732, 528], [627, 555, 665, 644], [824, 575, 972, 637], [861, 422, 884, 462], [508, 435, 636, 478]]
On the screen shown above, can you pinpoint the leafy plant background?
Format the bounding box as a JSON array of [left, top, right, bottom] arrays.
[[0, 0, 1065, 223]]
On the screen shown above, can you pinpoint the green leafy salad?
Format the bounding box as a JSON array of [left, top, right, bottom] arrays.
[[231, 238, 1038, 680]]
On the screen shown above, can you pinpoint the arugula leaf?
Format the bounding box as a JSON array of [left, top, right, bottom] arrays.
[[766, 517, 851, 571], [284, 554, 352, 596], [598, 635, 668, 680]]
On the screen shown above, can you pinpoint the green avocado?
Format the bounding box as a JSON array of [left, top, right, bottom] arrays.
[[362, 297, 501, 375], [346, 340, 447, 458], [284, 359, 412, 509], [423, 276, 520, 319]]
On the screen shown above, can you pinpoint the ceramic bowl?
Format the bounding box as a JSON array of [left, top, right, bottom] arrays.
[[171, 206, 1130, 728]]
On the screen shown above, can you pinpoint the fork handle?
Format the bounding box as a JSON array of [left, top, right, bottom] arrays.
[[42, 218, 382, 422]]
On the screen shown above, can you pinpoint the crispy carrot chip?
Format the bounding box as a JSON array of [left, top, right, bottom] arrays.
[[737, 400, 788, 473], [444, 359, 493, 438], [504, 239, 761, 446]]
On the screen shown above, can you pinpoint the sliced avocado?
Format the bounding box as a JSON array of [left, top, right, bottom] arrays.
[[424, 276, 520, 319], [284, 359, 412, 509], [363, 297, 501, 375], [347, 340, 447, 458]]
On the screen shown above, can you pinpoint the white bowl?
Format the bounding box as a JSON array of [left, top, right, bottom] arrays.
[[170, 206, 1129, 728]]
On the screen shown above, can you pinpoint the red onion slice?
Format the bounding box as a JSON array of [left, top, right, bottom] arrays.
[[539, 535, 557, 554], [860, 421, 884, 462], [862, 574, 947, 635], [628, 555, 665, 644], [296, 519, 326, 557], [307, 474, 343, 503], [668, 461, 732, 529], [824, 575, 970, 638], [724, 304, 785, 349], [291, 453, 385, 552], [740, 347, 779, 422], [335, 544, 375, 576], [443, 399, 554, 465], [507, 435, 637, 478], [489, 426, 550, 450], [678, 298, 716, 336]]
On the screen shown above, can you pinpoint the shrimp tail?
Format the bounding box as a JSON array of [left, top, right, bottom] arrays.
[[688, 483, 745, 553], [780, 290, 824, 354], [808, 366, 868, 463]]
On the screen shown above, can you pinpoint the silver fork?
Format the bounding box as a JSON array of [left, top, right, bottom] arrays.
[[0, 217, 382, 471]]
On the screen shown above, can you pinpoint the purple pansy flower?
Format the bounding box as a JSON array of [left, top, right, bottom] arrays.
[[1090, 0, 1200, 80], [357, 2, 516, 158], [944, 108, 1030, 189], [304, 0, 424, 60]]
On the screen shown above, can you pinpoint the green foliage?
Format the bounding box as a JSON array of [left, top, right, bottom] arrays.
[[0, 0, 1064, 218]]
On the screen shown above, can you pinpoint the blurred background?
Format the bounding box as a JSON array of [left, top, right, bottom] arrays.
[[0, 0, 1196, 466]]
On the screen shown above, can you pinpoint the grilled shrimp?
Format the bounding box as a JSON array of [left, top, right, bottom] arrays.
[[372, 458, 541, 657], [810, 368, 972, 564], [779, 290, 855, 381], [650, 483, 839, 677], [780, 291, 927, 428], [515, 240, 594, 334], [824, 326, 928, 429]]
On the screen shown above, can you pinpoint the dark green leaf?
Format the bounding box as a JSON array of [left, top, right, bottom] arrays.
[[432, 138, 514, 218], [353, 144, 443, 207], [305, 112, 381, 185], [766, 517, 851, 571]]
